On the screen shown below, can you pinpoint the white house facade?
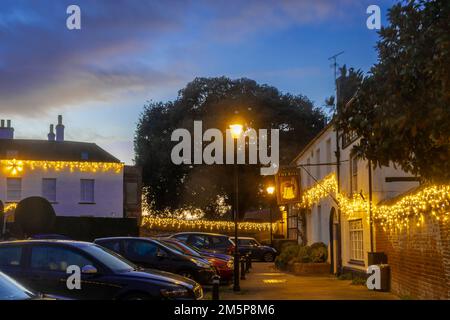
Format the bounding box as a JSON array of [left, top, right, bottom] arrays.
[[0, 117, 124, 218], [289, 121, 419, 274]]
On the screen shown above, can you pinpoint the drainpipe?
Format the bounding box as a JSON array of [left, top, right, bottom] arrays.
[[368, 160, 374, 252], [335, 127, 342, 274]]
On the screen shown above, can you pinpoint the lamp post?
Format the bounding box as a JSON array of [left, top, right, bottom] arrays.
[[230, 123, 243, 292], [266, 186, 275, 246]]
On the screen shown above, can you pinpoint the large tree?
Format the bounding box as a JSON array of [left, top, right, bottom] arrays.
[[135, 77, 326, 218], [337, 0, 450, 182]]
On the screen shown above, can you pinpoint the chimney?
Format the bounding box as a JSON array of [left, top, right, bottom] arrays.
[[55, 115, 65, 142], [0, 119, 14, 139], [48, 124, 56, 141]]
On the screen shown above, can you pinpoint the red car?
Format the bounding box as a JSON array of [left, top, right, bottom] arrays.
[[161, 238, 234, 283]]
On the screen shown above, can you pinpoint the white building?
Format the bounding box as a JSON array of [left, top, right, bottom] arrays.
[[0, 117, 125, 218], [289, 121, 419, 274]]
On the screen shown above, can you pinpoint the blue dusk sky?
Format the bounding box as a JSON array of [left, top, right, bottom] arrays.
[[0, 0, 395, 164]]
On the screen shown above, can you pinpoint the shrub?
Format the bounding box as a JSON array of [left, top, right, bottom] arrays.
[[275, 242, 328, 269], [274, 244, 300, 269]]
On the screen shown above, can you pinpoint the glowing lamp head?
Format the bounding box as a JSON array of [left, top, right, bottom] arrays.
[[266, 186, 275, 195], [229, 124, 243, 139]]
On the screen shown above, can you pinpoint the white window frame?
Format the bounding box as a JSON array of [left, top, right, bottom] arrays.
[[42, 178, 57, 202], [349, 219, 364, 261], [80, 179, 95, 203], [6, 178, 22, 202]]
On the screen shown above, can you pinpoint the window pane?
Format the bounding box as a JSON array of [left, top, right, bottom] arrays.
[[42, 178, 56, 202], [124, 241, 157, 259], [31, 246, 93, 272], [0, 247, 22, 267], [80, 179, 94, 203], [6, 178, 21, 202]]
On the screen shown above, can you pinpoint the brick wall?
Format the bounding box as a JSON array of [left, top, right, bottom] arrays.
[[375, 218, 450, 299]]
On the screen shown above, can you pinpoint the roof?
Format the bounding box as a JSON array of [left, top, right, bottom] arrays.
[[0, 139, 120, 163], [290, 120, 335, 165]]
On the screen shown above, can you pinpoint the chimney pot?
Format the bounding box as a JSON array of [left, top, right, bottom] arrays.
[[48, 124, 56, 141], [56, 115, 65, 142], [0, 120, 14, 139]]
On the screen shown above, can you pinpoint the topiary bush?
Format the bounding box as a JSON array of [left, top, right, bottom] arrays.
[[274, 244, 300, 269], [309, 242, 328, 263], [275, 242, 328, 269]]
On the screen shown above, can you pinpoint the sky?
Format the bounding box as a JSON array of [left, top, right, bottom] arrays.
[[0, 0, 394, 164]]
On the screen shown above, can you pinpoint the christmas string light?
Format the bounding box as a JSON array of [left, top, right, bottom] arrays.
[[141, 216, 276, 233], [0, 159, 124, 175], [298, 173, 450, 229]]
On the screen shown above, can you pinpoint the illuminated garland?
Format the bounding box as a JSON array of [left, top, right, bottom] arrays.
[[299, 173, 450, 229], [300, 174, 337, 208], [3, 203, 17, 212], [141, 216, 276, 233], [0, 159, 124, 175], [375, 185, 450, 229]]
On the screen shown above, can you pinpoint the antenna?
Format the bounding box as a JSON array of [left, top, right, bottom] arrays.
[[328, 51, 344, 111]]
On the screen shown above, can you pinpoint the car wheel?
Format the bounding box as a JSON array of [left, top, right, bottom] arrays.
[[179, 271, 194, 279], [122, 293, 152, 300], [263, 252, 274, 262]]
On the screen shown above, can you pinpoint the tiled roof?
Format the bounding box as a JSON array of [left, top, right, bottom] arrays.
[[0, 139, 120, 163]]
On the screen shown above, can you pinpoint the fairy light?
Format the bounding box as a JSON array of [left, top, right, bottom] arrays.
[[141, 216, 276, 233], [0, 159, 124, 175], [299, 173, 450, 229], [4, 203, 17, 212]]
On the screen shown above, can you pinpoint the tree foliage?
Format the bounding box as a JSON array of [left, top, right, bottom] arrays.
[[337, 0, 450, 182], [135, 77, 326, 218]]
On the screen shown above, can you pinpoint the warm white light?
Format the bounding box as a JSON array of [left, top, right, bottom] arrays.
[[266, 186, 275, 195], [229, 124, 243, 139]]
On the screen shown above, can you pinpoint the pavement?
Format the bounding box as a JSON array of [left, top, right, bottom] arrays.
[[207, 262, 398, 300]]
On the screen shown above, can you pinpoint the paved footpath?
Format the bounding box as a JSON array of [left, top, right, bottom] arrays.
[[214, 263, 398, 300]]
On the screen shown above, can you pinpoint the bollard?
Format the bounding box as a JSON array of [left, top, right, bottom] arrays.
[[240, 257, 246, 280], [212, 275, 220, 300], [245, 254, 251, 273]]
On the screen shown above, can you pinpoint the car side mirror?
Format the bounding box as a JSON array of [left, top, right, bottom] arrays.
[[81, 265, 98, 274]]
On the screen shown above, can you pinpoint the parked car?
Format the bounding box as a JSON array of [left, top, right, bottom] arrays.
[[0, 271, 37, 300], [94, 237, 216, 285], [161, 238, 234, 283], [231, 237, 278, 262], [168, 232, 235, 255], [30, 234, 72, 240], [0, 240, 203, 300]]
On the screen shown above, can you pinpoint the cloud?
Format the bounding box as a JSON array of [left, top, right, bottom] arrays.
[[0, 0, 365, 116], [196, 0, 363, 41], [0, 0, 191, 115]]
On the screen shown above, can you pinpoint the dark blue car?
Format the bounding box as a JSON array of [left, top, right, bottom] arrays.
[[232, 237, 277, 262], [0, 240, 203, 300]]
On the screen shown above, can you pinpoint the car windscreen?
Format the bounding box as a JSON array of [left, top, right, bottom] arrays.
[[153, 240, 186, 256], [81, 245, 136, 273], [162, 240, 202, 257], [0, 272, 35, 300]]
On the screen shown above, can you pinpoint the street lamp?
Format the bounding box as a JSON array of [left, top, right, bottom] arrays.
[[230, 123, 243, 292], [266, 186, 275, 247]]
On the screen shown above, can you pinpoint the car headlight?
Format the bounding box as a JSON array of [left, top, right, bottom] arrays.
[[160, 287, 190, 298], [191, 258, 210, 269], [227, 260, 234, 269]]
